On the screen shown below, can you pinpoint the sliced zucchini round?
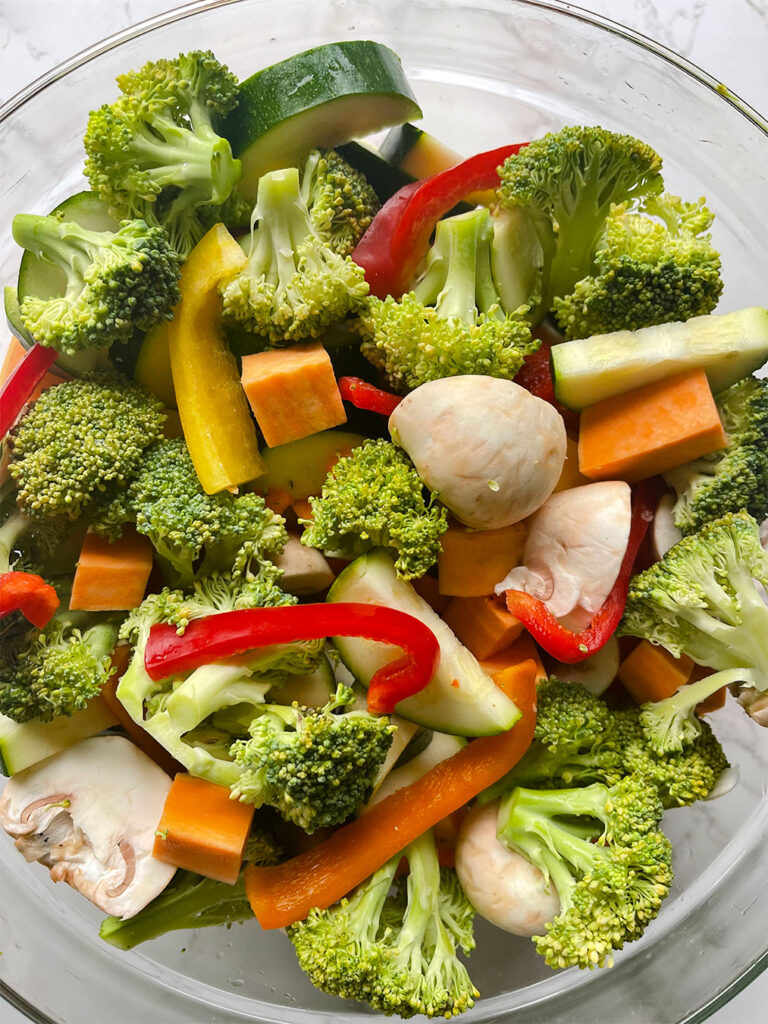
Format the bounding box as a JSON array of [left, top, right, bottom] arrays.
[[259, 428, 365, 499]]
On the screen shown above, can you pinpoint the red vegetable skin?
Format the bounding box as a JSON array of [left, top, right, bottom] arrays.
[[338, 376, 401, 416], [0, 571, 60, 628], [514, 337, 579, 433], [144, 603, 440, 714], [0, 344, 59, 439], [352, 144, 527, 299], [504, 480, 658, 663]]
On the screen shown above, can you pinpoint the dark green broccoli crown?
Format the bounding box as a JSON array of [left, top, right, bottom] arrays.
[[219, 166, 369, 342], [302, 439, 448, 580], [13, 214, 181, 354], [84, 50, 242, 258], [8, 370, 166, 521], [0, 612, 118, 723], [498, 126, 664, 307], [230, 683, 395, 832], [101, 437, 287, 586], [301, 148, 380, 256], [665, 376, 768, 535]]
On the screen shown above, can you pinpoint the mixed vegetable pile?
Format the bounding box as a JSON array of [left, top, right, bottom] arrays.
[[1, 40, 767, 1020]]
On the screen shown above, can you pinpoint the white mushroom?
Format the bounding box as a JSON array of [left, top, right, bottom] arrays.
[[496, 481, 632, 630], [455, 801, 560, 936], [0, 734, 175, 919], [652, 493, 683, 560], [389, 376, 567, 529], [273, 533, 335, 594]]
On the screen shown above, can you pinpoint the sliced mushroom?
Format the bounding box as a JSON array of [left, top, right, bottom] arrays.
[[0, 734, 175, 919]]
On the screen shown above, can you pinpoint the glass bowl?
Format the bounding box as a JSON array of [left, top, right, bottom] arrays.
[[1, 2, 766, 1021]]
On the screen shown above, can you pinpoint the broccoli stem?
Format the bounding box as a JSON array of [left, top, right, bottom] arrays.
[[0, 509, 30, 574], [397, 830, 440, 969], [12, 216, 109, 299], [127, 117, 235, 199]]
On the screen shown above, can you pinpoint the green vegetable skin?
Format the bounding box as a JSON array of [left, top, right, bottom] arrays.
[[220, 40, 422, 202], [0, 699, 116, 777], [260, 429, 365, 498]]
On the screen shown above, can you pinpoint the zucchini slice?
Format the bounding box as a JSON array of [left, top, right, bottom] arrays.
[[221, 41, 422, 202], [381, 123, 496, 206], [0, 698, 117, 777], [260, 428, 365, 499]]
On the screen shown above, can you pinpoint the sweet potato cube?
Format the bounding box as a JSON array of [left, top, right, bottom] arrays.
[[438, 521, 527, 597], [480, 632, 547, 684], [617, 640, 694, 705], [442, 596, 524, 659], [69, 528, 153, 611]]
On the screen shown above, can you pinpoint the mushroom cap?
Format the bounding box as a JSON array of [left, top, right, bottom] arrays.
[[455, 801, 560, 937], [0, 734, 175, 919], [389, 376, 567, 530]]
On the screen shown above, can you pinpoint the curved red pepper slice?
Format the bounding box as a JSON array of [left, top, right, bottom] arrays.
[[144, 603, 440, 715], [504, 480, 658, 662], [338, 377, 402, 416], [0, 344, 59, 439], [352, 144, 527, 299], [0, 570, 60, 628]]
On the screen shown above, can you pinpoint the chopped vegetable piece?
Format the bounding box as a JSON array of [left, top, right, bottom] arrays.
[[100, 671, 182, 778], [338, 376, 402, 415], [438, 521, 527, 597], [241, 342, 346, 448], [553, 437, 590, 493], [0, 570, 60, 628], [578, 368, 727, 483], [479, 633, 547, 685], [69, 528, 153, 611], [617, 640, 694, 705], [442, 595, 524, 660], [0, 343, 59, 438], [133, 322, 176, 409], [153, 773, 255, 885]]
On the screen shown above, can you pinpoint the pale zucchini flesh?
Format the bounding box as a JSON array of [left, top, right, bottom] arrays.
[[260, 429, 365, 499], [0, 697, 118, 777]]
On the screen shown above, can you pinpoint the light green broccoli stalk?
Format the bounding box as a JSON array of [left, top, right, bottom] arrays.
[[300, 148, 380, 256], [219, 166, 369, 343], [664, 376, 768, 535], [357, 207, 538, 393], [301, 439, 448, 579]]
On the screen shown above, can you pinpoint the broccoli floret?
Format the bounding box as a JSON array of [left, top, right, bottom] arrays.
[[0, 609, 118, 723], [12, 214, 180, 355], [219, 166, 369, 342], [99, 822, 281, 950], [497, 126, 664, 312], [84, 50, 244, 258], [7, 371, 166, 521], [302, 439, 448, 580], [497, 775, 673, 969], [619, 511, 768, 719], [357, 207, 539, 393], [230, 682, 394, 832], [300, 148, 380, 256], [552, 194, 723, 338], [288, 828, 479, 1018], [96, 437, 286, 585], [664, 376, 768, 535]]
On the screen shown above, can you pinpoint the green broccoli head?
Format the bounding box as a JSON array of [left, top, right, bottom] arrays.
[[8, 370, 166, 521], [498, 126, 664, 311], [84, 50, 243, 258], [357, 207, 539, 392], [219, 166, 369, 343], [552, 194, 723, 338], [96, 437, 287, 585], [664, 376, 768, 535], [288, 829, 479, 1018], [12, 214, 180, 355], [0, 610, 118, 723], [230, 682, 395, 832], [302, 439, 448, 580], [498, 775, 673, 969], [301, 148, 380, 256]]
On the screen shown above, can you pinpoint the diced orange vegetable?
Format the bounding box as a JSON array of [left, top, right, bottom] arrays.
[[617, 640, 694, 704], [553, 437, 590, 493], [69, 528, 153, 611], [292, 498, 314, 522], [241, 342, 346, 448], [411, 574, 451, 615], [437, 521, 527, 597], [480, 632, 547, 685], [153, 774, 255, 884], [264, 488, 293, 514], [1, 336, 63, 397], [579, 368, 727, 483], [441, 595, 524, 659]]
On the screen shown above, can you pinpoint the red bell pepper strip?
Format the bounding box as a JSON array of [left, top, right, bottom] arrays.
[[0, 344, 59, 439], [338, 377, 402, 416], [144, 603, 440, 715], [504, 480, 658, 663], [352, 144, 527, 299], [0, 570, 60, 628], [514, 338, 579, 433]]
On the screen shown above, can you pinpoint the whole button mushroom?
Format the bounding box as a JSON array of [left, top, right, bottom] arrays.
[[389, 376, 567, 529]]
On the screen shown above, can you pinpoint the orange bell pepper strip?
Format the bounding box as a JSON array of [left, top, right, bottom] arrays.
[[245, 661, 537, 929], [167, 224, 265, 494]]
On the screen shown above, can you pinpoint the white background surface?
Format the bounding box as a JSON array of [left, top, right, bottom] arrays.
[[0, 1, 766, 1022]]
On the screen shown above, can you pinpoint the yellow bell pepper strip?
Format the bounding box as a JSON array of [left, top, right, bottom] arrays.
[[168, 224, 265, 493], [134, 322, 177, 409]]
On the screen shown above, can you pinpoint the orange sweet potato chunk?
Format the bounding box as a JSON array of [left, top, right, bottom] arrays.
[[438, 521, 527, 597], [442, 596, 524, 659], [617, 640, 694, 705], [69, 528, 154, 611]]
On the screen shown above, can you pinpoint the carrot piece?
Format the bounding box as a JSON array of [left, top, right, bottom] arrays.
[[437, 521, 527, 597], [264, 488, 293, 515], [292, 498, 314, 522], [441, 595, 524, 659], [245, 666, 537, 928], [69, 528, 154, 612], [481, 633, 547, 685], [617, 640, 694, 704], [153, 774, 255, 884], [578, 368, 727, 483], [1, 336, 62, 397], [241, 342, 346, 448], [553, 436, 590, 493], [411, 574, 451, 615]]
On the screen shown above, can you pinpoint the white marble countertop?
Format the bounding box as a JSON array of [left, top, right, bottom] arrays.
[[0, 2, 766, 1023]]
